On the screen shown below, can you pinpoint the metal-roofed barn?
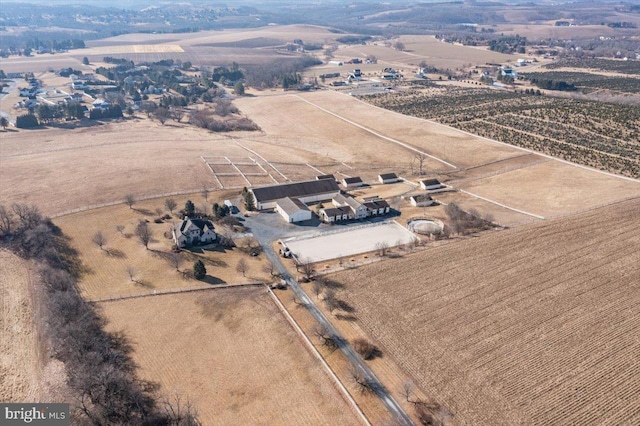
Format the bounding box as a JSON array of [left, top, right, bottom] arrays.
[[275, 197, 313, 223], [250, 179, 340, 210]]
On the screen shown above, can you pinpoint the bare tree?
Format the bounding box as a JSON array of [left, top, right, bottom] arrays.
[[11, 203, 41, 229], [262, 262, 280, 279], [413, 152, 427, 176], [353, 338, 379, 360], [165, 198, 177, 215], [324, 288, 338, 314], [154, 107, 171, 125], [124, 193, 136, 209], [91, 231, 107, 251], [116, 225, 125, 235], [135, 221, 152, 249], [313, 325, 339, 351], [0, 205, 15, 236], [350, 367, 377, 395], [312, 279, 325, 299], [126, 265, 137, 282], [162, 393, 201, 426], [236, 258, 248, 277], [375, 241, 389, 257], [200, 184, 209, 201], [298, 257, 315, 282]]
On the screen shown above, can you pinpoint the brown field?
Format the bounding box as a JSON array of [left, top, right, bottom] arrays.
[[331, 198, 640, 425], [100, 287, 362, 426], [53, 196, 272, 301], [0, 251, 40, 402]]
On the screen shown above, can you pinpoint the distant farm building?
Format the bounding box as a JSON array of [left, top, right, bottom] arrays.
[[420, 179, 444, 190], [173, 217, 216, 248], [342, 176, 364, 188], [275, 197, 313, 223], [316, 174, 336, 181], [250, 179, 340, 210], [410, 194, 435, 207], [319, 194, 390, 223], [379, 173, 400, 184]]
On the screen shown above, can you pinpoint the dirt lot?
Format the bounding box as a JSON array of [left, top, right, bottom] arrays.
[[331, 197, 640, 426], [0, 251, 40, 402], [53, 194, 272, 301], [100, 287, 362, 426]]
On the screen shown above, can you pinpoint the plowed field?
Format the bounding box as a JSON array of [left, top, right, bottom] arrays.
[[333, 197, 640, 426]]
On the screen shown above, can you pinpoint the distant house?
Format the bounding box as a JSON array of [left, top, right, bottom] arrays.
[[378, 173, 400, 184], [250, 179, 340, 210], [342, 176, 364, 188], [92, 99, 109, 110], [316, 174, 336, 181], [173, 217, 216, 248], [500, 68, 518, 79], [410, 194, 435, 207], [275, 197, 313, 223], [420, 178, 444, 190]]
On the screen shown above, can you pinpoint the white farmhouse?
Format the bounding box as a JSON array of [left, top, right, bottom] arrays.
[[173, 217, 216, 248]]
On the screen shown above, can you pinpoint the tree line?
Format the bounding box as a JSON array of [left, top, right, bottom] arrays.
[[0, 203, 200, 425]]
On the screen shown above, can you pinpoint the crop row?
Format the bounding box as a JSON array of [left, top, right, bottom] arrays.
[[363, 88, 640, 178], [521, 71, 640, 94], [544, 58, 640, 75]]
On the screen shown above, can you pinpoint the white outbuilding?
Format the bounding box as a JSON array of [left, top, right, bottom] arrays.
[[275, 197, 313, 223]]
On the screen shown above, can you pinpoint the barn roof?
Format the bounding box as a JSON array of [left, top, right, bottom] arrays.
[[421, 178, 442, 187], [379, 173, 398, 180], [316, 174, 336, 181], [251, 179, 339, 203], [343, 176, 363, 184], [276, 197, 310, 215]]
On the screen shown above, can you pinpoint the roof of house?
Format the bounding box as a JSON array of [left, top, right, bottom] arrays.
[[421, 178, 442, 187], [379, 173, 398, 180], [276, 197, 310, 215], [251, 179, 340, 203], [316, 174, 336, 181], [342, 176, 363, 184], [179, 217, 215, 234], [363, 200, 390, 210], [322, 206, 351, 217], [333, 193, 364, 210]]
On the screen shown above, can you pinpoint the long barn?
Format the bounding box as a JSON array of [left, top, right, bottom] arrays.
[[250, 179, 340, 210]]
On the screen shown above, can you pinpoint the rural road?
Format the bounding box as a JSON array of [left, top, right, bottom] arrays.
[[244, 214, 415, 426]]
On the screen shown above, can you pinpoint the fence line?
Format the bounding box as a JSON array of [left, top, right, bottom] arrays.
[[86, 281, 262, 303]]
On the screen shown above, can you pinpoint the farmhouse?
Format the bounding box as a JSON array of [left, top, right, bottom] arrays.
[[173, 217, 216, 248], [420, 178, 444, 190], [410, 194, 435, 207], [379, 173, 400, 184], [342, 176, 364, 188], [250, 179, 340, 210], [275, 197, 313, 223]]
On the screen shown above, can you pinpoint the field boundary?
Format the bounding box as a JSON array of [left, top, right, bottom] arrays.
[[86, 281, 262, 303], [267, 287, 371, 426]]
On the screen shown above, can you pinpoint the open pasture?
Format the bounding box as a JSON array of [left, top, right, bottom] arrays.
[[53, 195, 272, 301], [100, 287, 362, 426], [333, 197, 640, 426]]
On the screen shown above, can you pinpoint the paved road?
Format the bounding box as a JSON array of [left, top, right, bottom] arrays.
[[244, 214, 415, 426]]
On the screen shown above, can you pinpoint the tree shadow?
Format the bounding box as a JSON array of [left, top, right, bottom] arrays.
[[201, 275, 226, 285], [133, 208, 154, 216], [133, 279, 154, 289], [335, 298, 356, 313], [105, 248, 127, 259], [335, 313, 358, 322]]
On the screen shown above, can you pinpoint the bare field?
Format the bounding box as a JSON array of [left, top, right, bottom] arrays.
[[458, 160, 640, 218], [53, 196, 272, 301], [100, 287, 362, 426], [0, 120, 259, 215], [332, 198, 640, 426], [0, 251, 40, 402]]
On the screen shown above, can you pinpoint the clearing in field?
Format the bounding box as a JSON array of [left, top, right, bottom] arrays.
[[100, 287, 362, 426], [283, 221, 416, 263], [332, 197, 640, 426]]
